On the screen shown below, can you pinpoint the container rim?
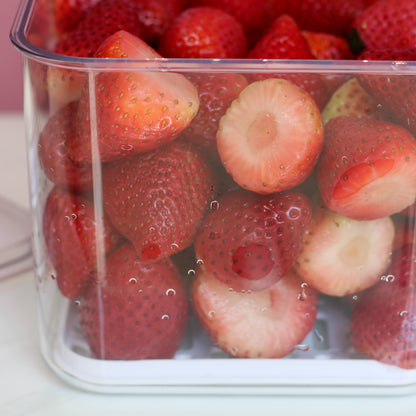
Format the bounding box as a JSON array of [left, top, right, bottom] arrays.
[[10, 0, 416, 74]]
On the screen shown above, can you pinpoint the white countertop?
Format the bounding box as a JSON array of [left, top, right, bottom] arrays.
[[2, 112, 416, 415]]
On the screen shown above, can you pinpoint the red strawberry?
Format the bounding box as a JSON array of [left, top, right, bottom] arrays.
[[54, 0, 100, 36], [294, 202, 394, 297], [194, 189, 312, 292], [350, 0, 416, 53], [350, 243, 416, 369], [38, 102, 93, 192], [317, 116, 416, 220], [286, 0, 369, 37], [158, 6, 248, 58], [191, 266, 318, 358], [134, 0, 187, 47], [101, 140, 216, 261], [54, 0, 143, 58], [43, 187, 123, 299], [79, 241, 189, 360], [248, 15, 329, 109], [216, 78, 324, 194], [356, 47, 416, 136], [67, 30, 200, 163], [181, 73, 248, 161], [50, 0, 144, 111], [248, 14, 315, 60], [191, 0, 286, 46], [302, 31, 355, 60]]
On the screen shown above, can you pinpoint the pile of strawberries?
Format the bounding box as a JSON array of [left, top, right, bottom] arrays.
[[30, 0, 416, 368]]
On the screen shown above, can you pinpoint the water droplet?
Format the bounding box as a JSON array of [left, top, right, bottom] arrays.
[[137, 288, 143, 294], [400, 310, 409, 317], [166, 288, 176, 296], [231, 346, 239, 356], [74, 300, 81, 307], [51, 274, 56, 280], [161, 314, 170, 320], [210, 200, 220, 210], [352, 294, 359, 302], [196, 258, 204, 266], [381, 274, 395, 282], [298, 282, 308, 301], [71, 213, 77, 220], [208, 310, 215, 319], [149, 226, 156, 232], [171, 242, 179, 250], [187, 269, 196, 277], [129, 277, 137, 285], [121, 144, 134, 151]]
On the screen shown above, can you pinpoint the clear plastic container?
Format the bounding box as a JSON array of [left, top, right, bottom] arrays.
[[10, 0, 416, 394]]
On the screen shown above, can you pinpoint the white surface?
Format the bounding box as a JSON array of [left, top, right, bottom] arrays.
[[2, 113, 416, 414]]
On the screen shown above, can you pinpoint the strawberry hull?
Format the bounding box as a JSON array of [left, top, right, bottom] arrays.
[[10, 0, 416, 395]]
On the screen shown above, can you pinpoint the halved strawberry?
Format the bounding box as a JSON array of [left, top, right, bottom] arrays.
[[80, 241, 189, 360], [294, 202, 394, 297], [321, 77, 385, 125], [191, 266, 318, 358], [216, 78, 324, 194], [38, 101, 93, 192], [350, 243, 416, 369], [194, 189, 312, 292], [43, 186, 123, 299], [101, 140, 216, 261], [317, 116, 416, 220], [67, 30, 200, 163]]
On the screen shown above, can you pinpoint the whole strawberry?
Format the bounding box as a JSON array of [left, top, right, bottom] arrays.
[[67, 30, 200, 163], [317, 116, 416, 220], [181, 73, 248, 161], [101, 140, 216, 261], [194, 189, 312, 292], [158, 6, 248, 58], [43, 187, 123, 299], [286, 0, 369, 36], [350, 0, 416, 52], [191, 0, 286, 45], [54, 0, 100, 36], [356, 47, 416, 136], [350, 244, 416, 369], [79, 241, 189, 360], [134, 0, 187, 47], [248, 15, 329, 109], [38, 101, 93, 192]]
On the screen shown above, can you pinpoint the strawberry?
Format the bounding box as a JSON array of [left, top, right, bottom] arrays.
[[158, 6, 248, 58], [350, 243, 416, 369], [321, 77, 384, 125], [101, 140, 216, 261], [294, 202, 394, 297], [43, 186, 123, 299], [285, 0, 369, 37], [134, 0, 187, 47], [38, 102, 93, 192], [302, 31, 355, 60], [50, 0, 143, 110], [79, 241, 189, 360], [356, 47, 416, 136], [67, 30, 200, 163], [181, 73, 248, 161], [190, 0, 286, 46], [194, 189, 312, 292], [216, 78, 324, 195], [191, 266, 318, 358], [247, 15, 329, 109], [317, 116, 416, 220], [53, 0, 100, 36], [350, 0, 416, 53]]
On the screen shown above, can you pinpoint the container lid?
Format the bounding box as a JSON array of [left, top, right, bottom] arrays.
[[0, 195, 32, 280]]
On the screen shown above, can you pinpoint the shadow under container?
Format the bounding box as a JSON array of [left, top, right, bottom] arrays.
[[10, 0, 416, 395]]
